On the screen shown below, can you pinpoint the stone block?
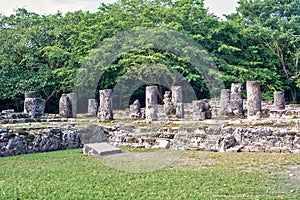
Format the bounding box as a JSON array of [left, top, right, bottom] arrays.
[[83, 142, 122, 156], [153, 139, 170, 149]]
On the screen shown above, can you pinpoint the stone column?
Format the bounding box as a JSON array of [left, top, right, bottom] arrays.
[[35, 98, 45, 118], [130, 99, 142, 119], [171, 86, 182, 106], [145, 86, 158, 121], [163, 91, 175, 117], [274, 91, 285, 110], [230, 83, 243, 116], [220, 89, 231, 115], [24, 91, 45, 118], [24, 91, 36, 118], [247, 81, 262, 118], [97, 89, 113, 121], [172, 86, 184, 119], [202, 99, 212, 119], [88, 99, 98, 117], [67, 93, 77, 118], [176, 103, 184, 119], [192, 100, 205, 121], [59, 94, 72, 118]]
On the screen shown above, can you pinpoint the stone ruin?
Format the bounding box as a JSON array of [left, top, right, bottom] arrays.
[[145, 86, 159, 121], [97, 89, 114, 122], [192, 99, 211, 120], [130, 100, 142, 119], [220, 83, 244, 116], [163, 91, 175, 117], [3, 80, 300, 157], [59, 94, 72, 118], [87, 99, 98, 117], [59, 93, 78, 118], [24, 91, 45, 118], [1, 81, 297, 122], [247, 81, 262, 119], [162, 86, 184, 119]]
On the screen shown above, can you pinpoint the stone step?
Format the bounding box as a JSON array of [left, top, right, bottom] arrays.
[[83, 142, 122, 156]]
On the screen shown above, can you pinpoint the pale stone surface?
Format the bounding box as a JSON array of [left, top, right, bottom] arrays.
[[83, 142, 122, 156], [78, 124, 106, 144], [171, 86, 182, 106], [176, 103, 184, 119], [97, 89, 113, 121], [67, 93, 77, 118], [146, 86, 158, 121], [0, 127, 81, 157], [3, 120, 300, 157], [247, 81, 262, 118], [220, 89, 231, 115], [24, 91, 45, 118], [172, 86, 184, 119], [59, 94, 72, 118], [104, 123, 300, 153], [192, 100, 206, 120], [274, 91, 285, 110], [229, 83, 243, 116], [130, 100, 142, 119], [192, 99, 211, 120], [216, 135, 238, 152], [163, 91, 175, 117], [153, 139, 170, 149], [88, 99, 98, 117]]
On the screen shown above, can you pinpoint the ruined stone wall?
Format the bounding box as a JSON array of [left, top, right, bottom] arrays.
[[0, 124, 108, 157], [105, 124, 300, 153], [0, 127, 82, 157], [2, 122, 300, 157]]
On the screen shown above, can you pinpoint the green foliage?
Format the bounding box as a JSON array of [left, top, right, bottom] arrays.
[[0, 0, 299, 112], [232, 0, 300, 101]]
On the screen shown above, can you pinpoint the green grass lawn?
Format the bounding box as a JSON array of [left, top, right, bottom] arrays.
[[0, 149, 300, 199]]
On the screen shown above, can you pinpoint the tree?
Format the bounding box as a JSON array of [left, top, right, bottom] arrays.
[[234, 0, 300, 101]]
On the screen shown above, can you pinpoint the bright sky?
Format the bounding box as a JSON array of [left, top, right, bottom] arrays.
[[0, 0, 239, 19]]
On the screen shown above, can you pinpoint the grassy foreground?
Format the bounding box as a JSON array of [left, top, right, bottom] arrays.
[[0, 149, 300, 199]]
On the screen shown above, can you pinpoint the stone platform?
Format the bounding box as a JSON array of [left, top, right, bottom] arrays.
[[83, 142, 122, 156]]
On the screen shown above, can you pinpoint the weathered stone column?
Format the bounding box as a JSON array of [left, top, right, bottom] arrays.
[[171, 86, 182, 106], [230, 83, 243, 116], [274, 91, 285, 110], [176, 103, 184, 119], [59, 94, 72, 118], [24, 91, 45, 118], [130, 99, 142, 119], [247, 81, 262, 118], [24, 91, 36, 118], [145, 86, 158, 121], [35, 98, 45, 118], [203, 99, 212, 119], [220, 89, 231, 115], [67, 93, 77, 118], [192, 100, 205, 121], [97, 89, 113, 121], [88, 99, 98, 117], [172, 86, 184, 119], [163, 91, 175, 117]]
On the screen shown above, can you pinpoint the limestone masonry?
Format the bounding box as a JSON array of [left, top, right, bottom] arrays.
[[1, 83, 300, 157]]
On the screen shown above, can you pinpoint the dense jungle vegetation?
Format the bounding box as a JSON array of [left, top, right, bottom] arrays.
[[0, 0, 299, 113]]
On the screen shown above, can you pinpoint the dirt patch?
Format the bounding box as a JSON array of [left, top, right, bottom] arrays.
[[281, 165, 300, 190], [97, 149, 184, 173]]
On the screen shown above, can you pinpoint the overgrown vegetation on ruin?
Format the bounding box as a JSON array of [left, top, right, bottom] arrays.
[[0, 149, 300, 199]]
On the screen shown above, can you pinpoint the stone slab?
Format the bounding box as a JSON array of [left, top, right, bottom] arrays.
[[83, 142, 122, 156]]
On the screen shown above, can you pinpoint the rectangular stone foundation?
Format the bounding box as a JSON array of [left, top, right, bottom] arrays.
[[83, 142, 122, 156]]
